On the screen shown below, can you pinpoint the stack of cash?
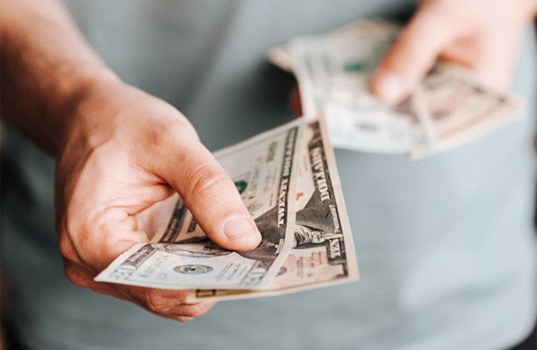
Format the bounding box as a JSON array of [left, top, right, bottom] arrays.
[[270, 20, 522, 158], [96, 117, 359, 302]]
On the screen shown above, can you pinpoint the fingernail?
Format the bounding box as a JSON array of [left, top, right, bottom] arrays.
[[223, 215, 258, 241], [374, 73, 402, 105]]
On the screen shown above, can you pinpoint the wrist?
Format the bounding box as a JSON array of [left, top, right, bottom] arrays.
[[0, 0, 122, 155], [50, 64, 122, 155]]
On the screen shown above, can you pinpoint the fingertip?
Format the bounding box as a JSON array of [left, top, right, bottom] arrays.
[[220, 215, 262, 251], [370, 69, 405, 105], [371, 4, 455, 105]]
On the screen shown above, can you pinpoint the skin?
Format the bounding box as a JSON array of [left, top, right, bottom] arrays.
[[370, 0, 537, 104], [1, 0, 536, 323], [1, 0, 261, 322]]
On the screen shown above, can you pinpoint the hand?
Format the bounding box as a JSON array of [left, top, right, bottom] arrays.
[[371, 0, 537, 104], [54, 73, 262, 322]]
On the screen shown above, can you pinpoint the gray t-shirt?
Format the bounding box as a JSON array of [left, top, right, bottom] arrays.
[[2, 1, 536, 349]]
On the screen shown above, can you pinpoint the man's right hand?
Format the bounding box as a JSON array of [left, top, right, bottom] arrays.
[[2, 0, 261, 321], [55, 72, 261, 321], [53, 72, 261, 322]]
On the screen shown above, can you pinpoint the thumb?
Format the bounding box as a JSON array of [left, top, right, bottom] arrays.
[[370, 3, 458, 104], [154, 135, 262, 252]]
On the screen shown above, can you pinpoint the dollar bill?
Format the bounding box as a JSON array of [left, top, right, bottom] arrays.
[[408, 63, 522, 158], [271, 20, 522, 158], [95, 119, 304, 290], [268, 19, 397, 75], [188, 117, 359, 302], [289, 21, 433, 154]]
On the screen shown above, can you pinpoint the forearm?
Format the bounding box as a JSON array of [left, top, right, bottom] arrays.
[[0, 0, 118, 155]]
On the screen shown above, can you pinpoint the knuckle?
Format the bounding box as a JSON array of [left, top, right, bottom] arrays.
[[177, 303, 210, 318], [63, 263, 89, 288], [148, 125, 175, 150], [58, 233, 81, 263], [63, 264, 79, 285], [145, 291, 174, 314], [188, 165, 233, 199], [152, 120, 199, 150]]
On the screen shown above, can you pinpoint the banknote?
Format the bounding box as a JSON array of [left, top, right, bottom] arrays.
[[268, 19, 397, 74], [188, 117, 358, 302], [289, 21, 433, 154], [271, 20, 522, 158], [95, 118, 304, 290], [408, 63, 522, 158]]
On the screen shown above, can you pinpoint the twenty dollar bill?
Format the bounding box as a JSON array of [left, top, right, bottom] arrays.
[[190, 117, 358, 301], [96, 119, 304, 290], [96, 117, 359, 300]]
